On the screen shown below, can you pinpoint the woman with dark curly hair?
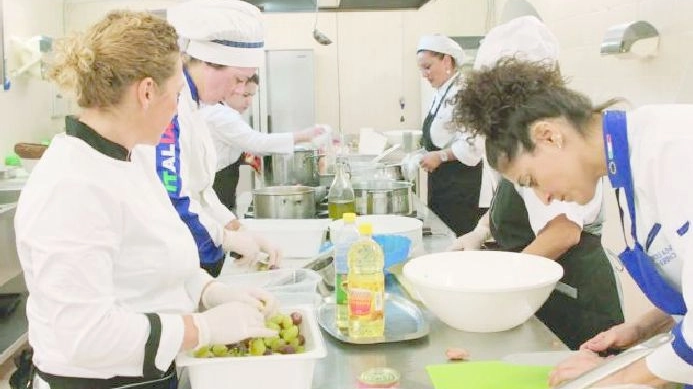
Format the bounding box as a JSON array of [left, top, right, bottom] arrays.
[[449, 16, 623, 351], [454, 58, 692, 388]]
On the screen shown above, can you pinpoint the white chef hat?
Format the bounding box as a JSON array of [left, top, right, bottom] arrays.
[[417, 34, 466, 67], [167, 0, 264, 67], [473, 16, 559, 70]]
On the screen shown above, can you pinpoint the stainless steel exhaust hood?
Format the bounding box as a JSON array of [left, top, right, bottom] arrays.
[[246, 0, 432, 12]]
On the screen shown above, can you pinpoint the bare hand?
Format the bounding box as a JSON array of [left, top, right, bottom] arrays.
[[580, 322, 642, 353], [420, 151, 443, 173], [548, 349, 604, 387]]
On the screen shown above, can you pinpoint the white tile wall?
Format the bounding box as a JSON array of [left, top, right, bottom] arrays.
[[0, 0, 64, 159]]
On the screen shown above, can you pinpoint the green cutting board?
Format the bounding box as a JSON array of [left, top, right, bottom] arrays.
[[426, 361, 552, 389]]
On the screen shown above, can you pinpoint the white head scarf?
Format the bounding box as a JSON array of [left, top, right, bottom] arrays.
[[168, 0, 265, 67], [417, 34, 466, 66], [474, 16, 559, 70]]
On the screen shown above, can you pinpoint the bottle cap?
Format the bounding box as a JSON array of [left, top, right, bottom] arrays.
[[342, 212, 356, 223], [5, 153, 21, 167], [357, 367, 400, 388], [358, 222, 373, 236]]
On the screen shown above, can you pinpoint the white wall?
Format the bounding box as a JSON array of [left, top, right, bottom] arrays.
[[62, 0, 488, 136], [0, 0, 64, 159], [493, 0, 693, 321]]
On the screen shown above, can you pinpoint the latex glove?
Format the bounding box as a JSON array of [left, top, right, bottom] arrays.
[[251, 232, 282, 268], [202, 281, 278, 316], [448, 222, 491, 251], [222, 229, 261, 266], [192, 302, 277, 347], [296, 126, 327, 144]]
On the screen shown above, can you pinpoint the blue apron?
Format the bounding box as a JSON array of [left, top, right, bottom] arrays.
[[602, 111, 692, 385]]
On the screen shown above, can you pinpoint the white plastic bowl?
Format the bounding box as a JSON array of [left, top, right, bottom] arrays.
[[329, 215, 423, 255], [177, 304, 326, 389], [403, 251, 563, 332], [241, 219, 330, 258]]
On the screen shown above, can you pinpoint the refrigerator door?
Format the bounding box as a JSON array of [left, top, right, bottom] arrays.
[[265, 50, 315, 133]]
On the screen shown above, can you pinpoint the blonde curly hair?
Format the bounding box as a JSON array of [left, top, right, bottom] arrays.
[[47, 10, 179, 108]]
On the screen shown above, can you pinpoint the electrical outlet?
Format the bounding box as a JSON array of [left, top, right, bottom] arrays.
[[51, 86, 68, 118]]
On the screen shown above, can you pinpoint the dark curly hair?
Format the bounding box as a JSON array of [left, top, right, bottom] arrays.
[[452, 58, 597, 171]]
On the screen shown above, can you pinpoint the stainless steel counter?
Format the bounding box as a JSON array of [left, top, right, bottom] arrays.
[[311, 197, 566, 389]]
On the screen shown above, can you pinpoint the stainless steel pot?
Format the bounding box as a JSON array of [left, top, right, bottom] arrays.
[[352, 180, 412, 215], [261, 146, 319, 187], [348, 162, 404, 182], [252, 186, 316, 219]]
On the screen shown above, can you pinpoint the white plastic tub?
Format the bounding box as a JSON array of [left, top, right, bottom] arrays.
[[241, 219, 330, 258], [177, 305, 327, 389], [216, 268, 322, 295]]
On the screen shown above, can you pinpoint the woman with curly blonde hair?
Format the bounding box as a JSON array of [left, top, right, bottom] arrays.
[[16, 10, 275, 389]]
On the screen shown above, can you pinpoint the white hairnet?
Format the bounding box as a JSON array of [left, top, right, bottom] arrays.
[[417, 34, 466, 67], [167, 0, 264, 67], [473, 16, 559, 70]]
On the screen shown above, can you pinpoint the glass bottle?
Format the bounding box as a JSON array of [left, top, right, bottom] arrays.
[[327, 161, 355, 220]]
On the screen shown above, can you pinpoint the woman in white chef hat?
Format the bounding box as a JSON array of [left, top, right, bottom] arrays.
[[416, 34, 486, 236], [449, 16, 623, 350], [16, 10, 277, 389], [150, 0, 280, 277], [454, 20, 693, 389]]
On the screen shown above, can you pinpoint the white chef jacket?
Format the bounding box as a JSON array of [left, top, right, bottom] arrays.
[[520, 178, 605, 235], [15, 133, 212, 378], [148, 77, 236, 265], [618, 105, 693, 384], [427, 72, 484, 167], [428, 73, 492, 206], [200, 103, 294, 172]]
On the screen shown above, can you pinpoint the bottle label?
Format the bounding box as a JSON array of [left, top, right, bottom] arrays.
[[349, 288, 373, 315]]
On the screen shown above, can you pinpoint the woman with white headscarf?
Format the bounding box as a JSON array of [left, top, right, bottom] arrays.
[[449, 16, 623, 349], [416, 34, 485, 236]]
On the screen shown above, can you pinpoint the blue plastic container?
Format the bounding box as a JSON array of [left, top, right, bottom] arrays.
[[372, 234, 411, 271], [320, 234, 411, 273]]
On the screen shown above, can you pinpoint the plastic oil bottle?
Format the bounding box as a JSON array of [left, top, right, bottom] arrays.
[[335, 212, 359, 332], [327, 160, 355, 220], [347, 222, 385, 338]]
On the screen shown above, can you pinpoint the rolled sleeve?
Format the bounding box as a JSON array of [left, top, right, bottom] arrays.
[[450, 134, 483, 166], [155, 313, 185, 372], [647, 340, 693, 384]]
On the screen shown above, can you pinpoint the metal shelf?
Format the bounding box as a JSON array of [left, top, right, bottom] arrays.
[[0, 275, 28, 366]]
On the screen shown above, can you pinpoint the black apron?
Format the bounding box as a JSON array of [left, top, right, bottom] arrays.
[[26, 315, 177, 389], [490, 179, 624, 349], [212, 155, 243, 213], [422, 79, 483, 236]]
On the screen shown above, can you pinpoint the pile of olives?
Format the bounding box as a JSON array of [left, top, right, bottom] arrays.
[[193, 311, 306, 358]]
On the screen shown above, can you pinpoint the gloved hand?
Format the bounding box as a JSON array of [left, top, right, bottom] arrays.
[[222, 229, 261, 265], [448, 211, 491, 251], [448, 229, 488, 251], [251, 232, 282, 268], [201, 281, 278, 316], [192, 302, 277, 347]]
